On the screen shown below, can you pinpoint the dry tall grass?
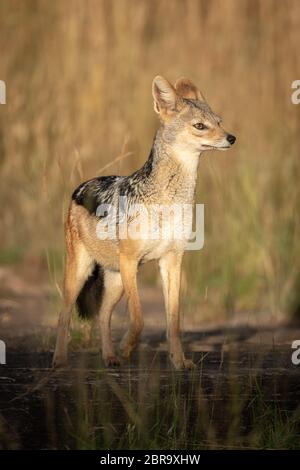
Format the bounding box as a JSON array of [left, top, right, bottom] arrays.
[[0, 0, 300, 319]]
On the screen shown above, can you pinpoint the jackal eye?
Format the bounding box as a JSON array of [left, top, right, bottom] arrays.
[[193, 123, 207, 130]]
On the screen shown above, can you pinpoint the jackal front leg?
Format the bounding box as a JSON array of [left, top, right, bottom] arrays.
[[159, 251, 195, 370], [99, 269, 124, 367], [119, 254, 144, 359]]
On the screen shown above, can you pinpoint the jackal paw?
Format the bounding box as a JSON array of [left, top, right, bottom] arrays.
[[171, 356, 196, 370], [52, 354, 68, 369], [182, 358, 196, 370], [119, 343, 133, 359], [104, 355, 121, 367], [119, 337, 136, 358]]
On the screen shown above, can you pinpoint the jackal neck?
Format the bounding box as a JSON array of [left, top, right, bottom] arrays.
[[134, 128, 200, 204], [154, 127, 200, 174]]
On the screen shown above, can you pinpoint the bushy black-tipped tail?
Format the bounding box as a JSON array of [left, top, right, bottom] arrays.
[[76, 263, 104, 319]]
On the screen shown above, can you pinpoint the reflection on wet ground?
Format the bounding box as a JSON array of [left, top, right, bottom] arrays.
[[0, 348, 299, 449]]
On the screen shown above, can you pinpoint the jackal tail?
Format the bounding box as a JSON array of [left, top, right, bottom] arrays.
[[76, 263, 104, 319]]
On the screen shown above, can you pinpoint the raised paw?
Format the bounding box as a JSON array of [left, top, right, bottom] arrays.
[[119, 337, 136, 359], [119, 344, 131, 358]]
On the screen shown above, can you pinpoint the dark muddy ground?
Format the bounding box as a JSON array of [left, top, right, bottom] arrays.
[[1, 346, 300, 449], [0, 266, 300, 449]]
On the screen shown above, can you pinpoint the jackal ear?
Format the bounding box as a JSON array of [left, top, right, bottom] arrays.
[[152, 76, 180, 114], [174, 77, 205, 101]]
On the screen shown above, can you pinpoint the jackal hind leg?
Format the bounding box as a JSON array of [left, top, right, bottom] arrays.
[[119, 254, 144, 359], [99, 270, 124, 367], [159, 251, 195, 370], [52, 236, 93, 368]]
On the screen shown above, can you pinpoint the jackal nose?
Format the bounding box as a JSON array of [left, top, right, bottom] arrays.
[[227, 134, 236, 145]]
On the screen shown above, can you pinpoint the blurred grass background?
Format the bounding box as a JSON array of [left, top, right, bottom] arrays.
[[0, 0, 300, 321]]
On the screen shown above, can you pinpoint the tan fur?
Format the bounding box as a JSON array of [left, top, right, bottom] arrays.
[[53, 75, 235, 370], [175, 77, 205, 101]]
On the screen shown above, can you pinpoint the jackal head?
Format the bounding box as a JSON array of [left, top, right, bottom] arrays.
[[152, 76, 236, 157]]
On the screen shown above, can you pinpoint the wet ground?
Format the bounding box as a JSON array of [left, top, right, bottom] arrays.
[[0, 347, 299, 449], [0, 266, 300, 449]]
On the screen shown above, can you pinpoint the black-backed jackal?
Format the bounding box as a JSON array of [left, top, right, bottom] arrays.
[[53, 76, 236, 369]]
